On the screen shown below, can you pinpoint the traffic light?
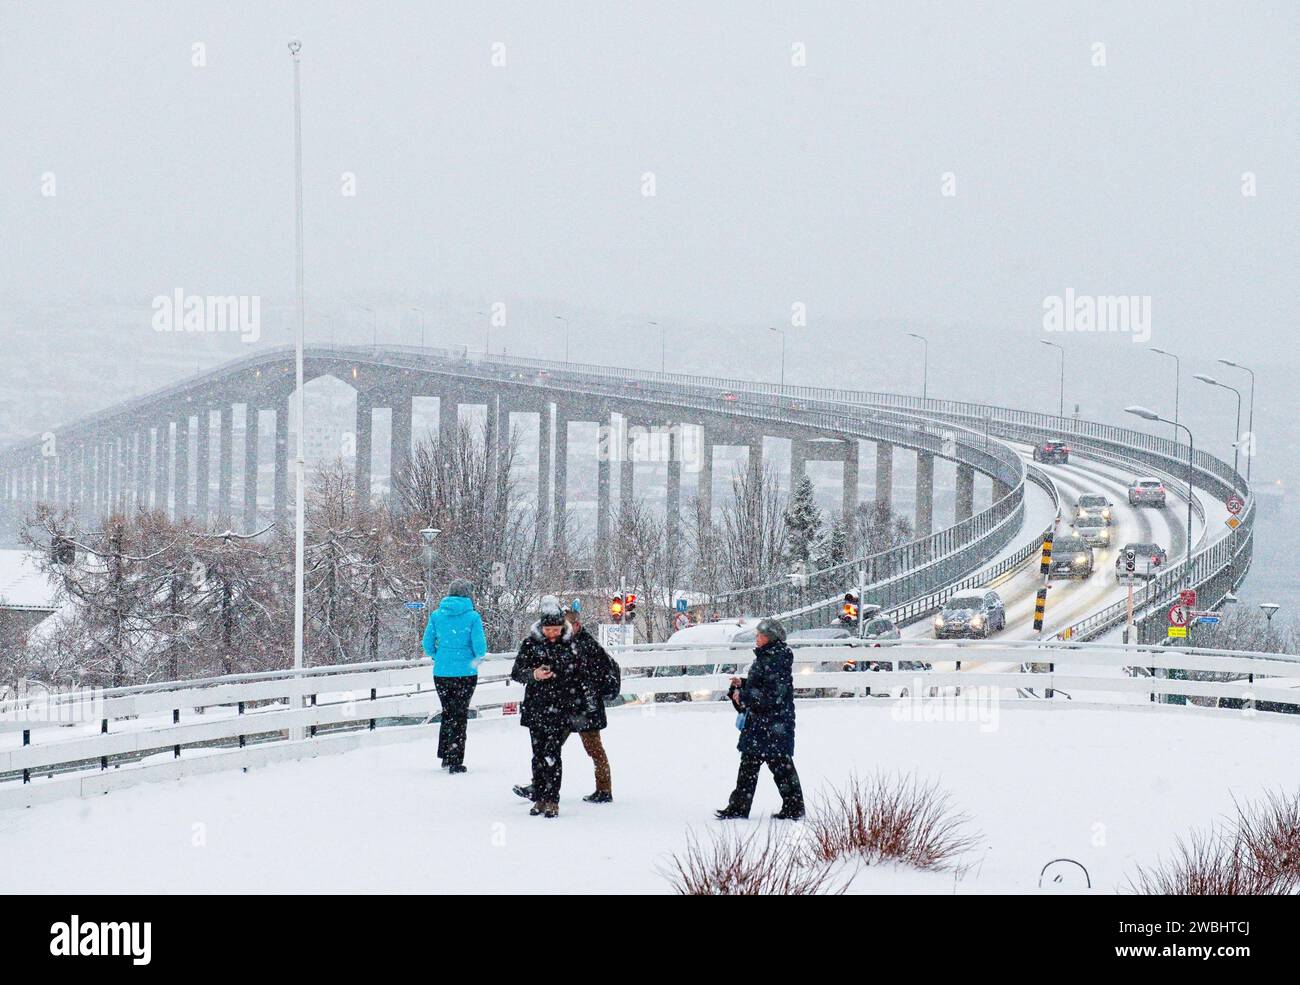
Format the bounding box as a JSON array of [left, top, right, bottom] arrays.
[[623, 593, 637, 623], [841, 593, 860, 624], [609, 595, 625, 622]]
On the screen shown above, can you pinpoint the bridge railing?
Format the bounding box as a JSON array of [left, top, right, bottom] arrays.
[[3, 640, 1295, 810]]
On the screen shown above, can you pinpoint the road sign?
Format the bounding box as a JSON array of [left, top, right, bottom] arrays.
[[598, 623, 634, 648], [403, 601, 426, 610], [1168, 604, 1189, 627], [502, 701, 519, 716], [1178, 589, 1197, 608], [1033, 587, 1048, 631], [675, 597, 688, 613], [1195, 614, 1220, 625], [1167, 625, 1188, 639], [1225, 516, 1241, 530], [1226, 494, 1244, 515]]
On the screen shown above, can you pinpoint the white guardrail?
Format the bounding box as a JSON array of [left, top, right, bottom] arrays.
[[2, 641, 1297, 810]]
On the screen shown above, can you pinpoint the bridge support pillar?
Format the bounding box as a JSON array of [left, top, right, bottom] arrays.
[[955, 463, 975, 522], [552, 413, 568, 552], [596, 421, 611, 578], [698, 440, 714, 522], [154, 425, 170, 517], [390, 391, 413, 494], [195, 410, 211, 523], [875, 441, 893, 511], [243, 406, 259, 529], [666, 427, 682, 553], [174, 414, 190, 519], [355, 391, 373, 508], [535, 404, 552, 552], [217, 406, 233, 522], [842, 439, 859, 524], [915, 450, 934, 537], [273, 403, 289, 532], [789, 438, 806, 493], [438, 396, 458, 449], [620, 417, 636, 510]]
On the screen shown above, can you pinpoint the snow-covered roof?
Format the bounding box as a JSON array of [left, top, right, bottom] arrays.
[[0, 549, 58, 611]]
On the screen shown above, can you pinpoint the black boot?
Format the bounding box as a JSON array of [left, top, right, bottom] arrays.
[[448, 764, 467, 774], [513, 783, 535, 801], [772, 805, 805, 820], [529, 801, 545, 816], [714, 806, 748, 820], [582, 790, 613, 804]]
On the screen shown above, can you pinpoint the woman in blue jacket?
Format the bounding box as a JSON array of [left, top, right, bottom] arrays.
[[422, 578, 488, 773]]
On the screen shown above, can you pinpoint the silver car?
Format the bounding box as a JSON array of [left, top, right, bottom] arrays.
[[1073, 516, 1111, 548], [933, 590, 1006, 639], [1075, 493, 1112, 524], [1128, 478, 1168, 508]]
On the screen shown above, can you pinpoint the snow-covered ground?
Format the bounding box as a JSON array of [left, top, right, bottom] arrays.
[[3, 700, 1296, 894]]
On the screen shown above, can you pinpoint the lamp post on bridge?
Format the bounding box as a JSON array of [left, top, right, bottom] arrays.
[[420, 527, 440, 612], [1147, 346, 1180, 446], [907, 332, 928, 401], [1040, 339, 1064, 419], [1192, 373, 1243, 494], [1216, 358, 1255, 485], [554, 315, 570, 363]]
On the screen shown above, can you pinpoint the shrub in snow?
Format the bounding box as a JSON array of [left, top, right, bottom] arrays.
[[665, 824, 852, 896], [1127, 790, 1300, 895], [807, 772, 979, 871]]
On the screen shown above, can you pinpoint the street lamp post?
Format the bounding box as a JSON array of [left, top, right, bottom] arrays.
[[288, 40, 307, 730], [650, 321, 663, 374], [1148, 346, 1180, 445], [1193, 374, 1243, 492], [419, 527, 440, 612], [362, 305, 378, 347], [1125, 406, 1195, 581], [907, 332, 929, 401], [1040, 340, 1064, 419], [1217, 358, 1256, 484], [554, 315, 570, 363]]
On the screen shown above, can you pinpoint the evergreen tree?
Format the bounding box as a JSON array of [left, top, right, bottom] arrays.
[[783, 474, 823, 570]]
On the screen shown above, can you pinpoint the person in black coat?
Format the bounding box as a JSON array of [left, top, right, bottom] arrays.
[[512, 604, 622, 804], [509, 599, 583, 818], [715, 617, 805, 820]]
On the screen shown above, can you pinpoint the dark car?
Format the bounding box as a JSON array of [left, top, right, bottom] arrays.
[[933, 590, 1006, 639], [1033, 439, 1070, 464], [1074, 493, 1112, 524], [1049, 534, 1094, 580]]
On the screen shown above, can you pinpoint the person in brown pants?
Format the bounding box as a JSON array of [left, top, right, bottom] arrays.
[[512, 604, 621, 804]]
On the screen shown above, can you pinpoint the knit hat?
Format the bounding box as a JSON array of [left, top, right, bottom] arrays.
[[538, 594, 566, 627], [756, 617, 787, 642]]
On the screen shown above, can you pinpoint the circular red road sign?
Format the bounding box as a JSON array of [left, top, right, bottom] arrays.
[[1226, 494, 1244, 516], [1168, 604, 1189, 627]]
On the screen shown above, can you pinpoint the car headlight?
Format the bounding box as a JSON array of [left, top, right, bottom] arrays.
[[933, 615, 945, 628], [1102, 509, 1111, 520], [971, 614, 984, 627], [1074, 553, 1088, 565]]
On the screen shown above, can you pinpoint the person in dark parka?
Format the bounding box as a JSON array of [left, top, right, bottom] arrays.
[[509, 597, 583, 818], [715, 617, 805, 820], [513, 604, 621, 804]]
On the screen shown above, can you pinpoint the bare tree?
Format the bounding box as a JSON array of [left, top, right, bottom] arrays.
[[718, 462, 787, 593], [852, 500, 914, 555]]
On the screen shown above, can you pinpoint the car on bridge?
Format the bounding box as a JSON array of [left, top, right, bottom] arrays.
[[1074, 493, 1112, 524], [933, 590, 1006, 639], [1128, 477, 1168, 508], [1033, 439, 1070, 464], [1048, 534, 1094, 579], [1114, 542, 1168, 580], [1072, 515, 1111, 548]]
